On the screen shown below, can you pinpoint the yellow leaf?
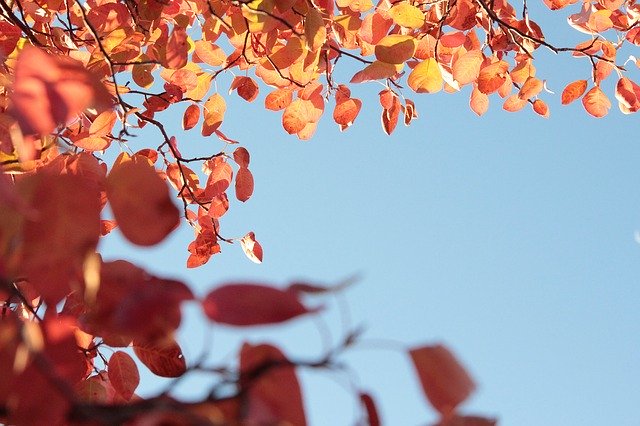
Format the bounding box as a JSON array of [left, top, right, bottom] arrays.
[[375, 35, 417, 64], [389, 3, 425, 29], [408, 58, 443, 93]]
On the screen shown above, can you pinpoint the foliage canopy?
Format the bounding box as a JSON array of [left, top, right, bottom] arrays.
[[0, 0, 638, 423]]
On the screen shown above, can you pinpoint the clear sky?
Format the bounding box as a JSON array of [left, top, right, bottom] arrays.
[[100, 6, 640, 425]]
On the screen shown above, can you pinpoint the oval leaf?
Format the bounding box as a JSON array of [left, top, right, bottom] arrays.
[[202, 283, 315, 326], [409, 344, 476, 416], [133, 338, 187, 378], [108, 351, 140, 400], [107, 159, 179, 246]]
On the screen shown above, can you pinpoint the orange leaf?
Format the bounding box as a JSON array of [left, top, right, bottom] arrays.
[[282, 99, 312, 134], [582, 86, 611, 117], [452, 50, 483, 86], [477, 60, 509, 94], [165, 27, 188, 69], [615, 77, 640, 113], [108, 351, 139, 401], [89, 110, 117, 137], [133, 338, 186, 378], [350, 61, 401, 83], [333, 98, 362, 130], [502, 95, 527, 112], [518, 77, 543, 99], [410, 344, 476, 416], [408, 58, 443, 93], [469, 87, 489, 116], [202, 284, 316, 326], [107, 159, 179, 246], [202, 93, 226, 136], [304, 7, 327, 51], [561, 80, 587, 105], [235, 167, 254, 202], [240, 231, 263, 263], [265, 89, 293, 111], [532, 99, 550, 118], [182, 104, 200, 130]]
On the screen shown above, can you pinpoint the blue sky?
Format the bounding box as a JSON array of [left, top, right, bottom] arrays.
[[100, 7, 640, 425]]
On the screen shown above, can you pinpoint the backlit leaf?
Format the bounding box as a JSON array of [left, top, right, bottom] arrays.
[[182, 104, 200, 130], [561, 80, 587, 105], [202, 93, 226, 136], [582, 86, 611, 117], [410, 344, 476, 415], [265, 89, 293, 111], [133, 338, 187, 378], [240, 231, 263, 263], [477, 61, 509, 94], [107, 159, 179, 246], [469, 87, 489, 116], [389, 3, 425, 29], [202, 283, 316, 326], [108, 351, 139, 400], [282, 99, 312, 134], [532, 99, 550, 118], [375, 35, 417, 64], [235, 167, 254, 202], [452, 50, 483, 86], [408, 58, 443, 93]]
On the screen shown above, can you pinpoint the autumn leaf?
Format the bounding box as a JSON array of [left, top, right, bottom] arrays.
[[240, 343, 307, 426], [108, 351, 140, 400], [202, 283, 316, 326], [235, 167, 254, 202], [582, 86, 611, 117], [133, 338, 187, 378], [561, 80, 588, 105], [182, 104, 200, 130], [470, 87, 489, 116], [375, 35, 417, 64], [107, 159, 179, 246], [202, 93, 226, 136], [240, 231, 263, 263], [408, 58, 443, 94], [477, 61, 509, 94], [410, 344, 476, 416], [389, 3, 425, 29], [10, 46, 111, 139]]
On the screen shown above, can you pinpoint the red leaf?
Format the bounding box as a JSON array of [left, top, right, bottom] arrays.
[[133, 338, 187, 378], [240, 343, 307, 426], [202, 283, 316, 326], [107, 159, 179, 246], [10, 46, 111, 139], [108, 351, 140, 400], [165, 27, 188, 69], [230, 76, 260, 102], [19, 173, 101, 304], [435, 415, 498, 426], [360, 393, 381, 426], [233, 147, 251, 168], [410, 344, 476, 416], [240, 231, 263, 263], [235, 167, 254, 202]]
